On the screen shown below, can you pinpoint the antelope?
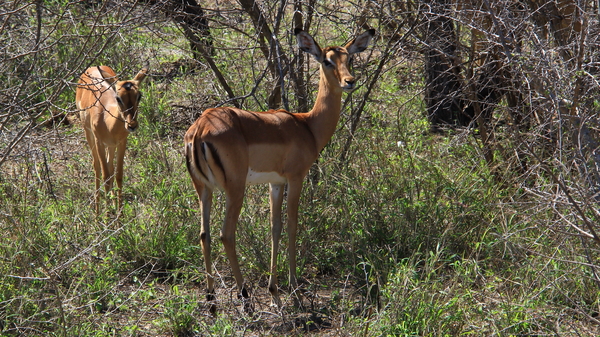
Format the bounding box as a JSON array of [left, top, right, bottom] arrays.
[[76, 65, 148, 214], [184, 28, 375, 310]]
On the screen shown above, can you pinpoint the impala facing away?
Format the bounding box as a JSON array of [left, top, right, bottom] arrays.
[[76, 65, 148, 214], [184, 28, 375, 310]]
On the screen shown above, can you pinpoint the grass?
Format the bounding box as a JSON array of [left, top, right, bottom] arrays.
[[1, 122, 599, 334]]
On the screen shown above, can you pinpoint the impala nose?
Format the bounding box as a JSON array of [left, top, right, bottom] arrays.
[[343, 78, 356, 91], [126, 120, 138, 132]]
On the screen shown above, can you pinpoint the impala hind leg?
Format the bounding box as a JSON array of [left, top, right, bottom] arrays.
[[286, 179, 304, 306], [221, 186, 252, 311], [268, 183, 285, 307], [192, 180, 216, 313]]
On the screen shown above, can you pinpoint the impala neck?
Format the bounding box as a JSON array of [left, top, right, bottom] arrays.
[[307, 66, 344, 151]]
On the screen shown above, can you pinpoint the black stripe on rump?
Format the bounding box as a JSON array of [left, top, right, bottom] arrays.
[[204, 142, 225, 182], [184, 142, 197, 176]]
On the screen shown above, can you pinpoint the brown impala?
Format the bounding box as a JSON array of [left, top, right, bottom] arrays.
[[184, 28, 375, 311], [76, 65, 148, 214]]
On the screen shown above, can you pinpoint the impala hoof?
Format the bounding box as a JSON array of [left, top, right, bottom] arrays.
[[206, 291, 217, 315]]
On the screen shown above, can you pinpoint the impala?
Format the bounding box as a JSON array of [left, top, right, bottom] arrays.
[[76, 65, 148, 214], [184, 28, 375, 310]]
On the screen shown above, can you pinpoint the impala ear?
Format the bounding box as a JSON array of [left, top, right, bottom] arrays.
[[97, 66, 118, 87], [295, 28, 322, 61], [345, 29, 375, 54], [133, 65, 149, 84]]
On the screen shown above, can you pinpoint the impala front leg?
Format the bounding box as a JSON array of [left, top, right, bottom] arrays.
[[286, 179, 303, 304], [94, 138, 112, 206], [92, 152, 102, 215], [106, 145, 117, 206], [84, 128, 102, 215], [114, 139, 128, 212], [268, 183, 285, 306]]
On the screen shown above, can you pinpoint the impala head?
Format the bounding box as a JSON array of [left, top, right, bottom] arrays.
[[295, 28, 375, 92], [98, 66, 148, 132]]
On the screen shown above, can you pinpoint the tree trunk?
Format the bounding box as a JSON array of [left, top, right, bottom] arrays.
[[142, 0, 213, 60], [423, 0, 472, 130], [238, 0, 285, 109]]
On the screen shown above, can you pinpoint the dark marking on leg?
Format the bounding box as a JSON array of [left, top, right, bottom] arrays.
[[239, 286, 253, 314], [200, 231, 209, 243], [207, 289, 217, 315], [206, 290, 215, 302], [241, 287, 249, 299]]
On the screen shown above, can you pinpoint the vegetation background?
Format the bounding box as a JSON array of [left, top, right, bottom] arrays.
[[2, 0, 600, 335]]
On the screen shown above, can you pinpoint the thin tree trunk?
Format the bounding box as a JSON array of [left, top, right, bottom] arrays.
[[238, 0, 288, 109]]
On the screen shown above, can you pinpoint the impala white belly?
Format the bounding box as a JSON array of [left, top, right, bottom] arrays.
[[246, 168, 287, 185]]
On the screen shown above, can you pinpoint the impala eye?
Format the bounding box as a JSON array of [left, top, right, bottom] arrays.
[[323, 59, 334, 68]]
